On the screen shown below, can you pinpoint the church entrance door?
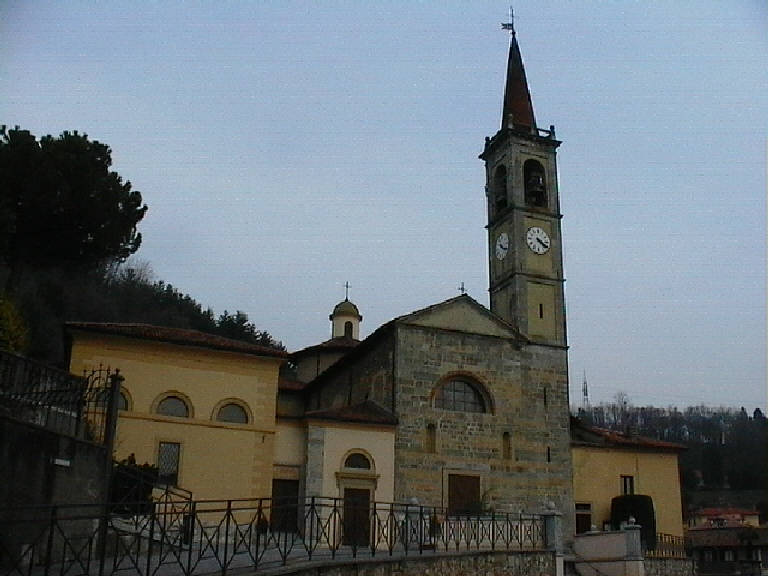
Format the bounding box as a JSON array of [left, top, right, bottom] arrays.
[[448, 474, 480, 515], [342, 488, 370, 546]]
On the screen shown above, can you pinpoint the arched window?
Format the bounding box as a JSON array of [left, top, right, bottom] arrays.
[[344, 321, 353, 338], [434, 378, 487, 413], [523, 159, 547, 207], [493, 165, 507, 211], [216, 402, 249, 424], [344, 453, 371, 470], [156, 395, 190, 418], [117, 390, 129, 411]]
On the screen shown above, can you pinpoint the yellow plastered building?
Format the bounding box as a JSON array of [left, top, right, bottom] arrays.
[[67, 322, 287, 501], [571, 419, 685, 537]]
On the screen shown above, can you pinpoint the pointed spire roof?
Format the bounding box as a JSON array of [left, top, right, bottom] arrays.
[[501, 32, 536, 131]]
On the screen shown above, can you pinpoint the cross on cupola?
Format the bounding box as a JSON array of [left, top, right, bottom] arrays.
[[329, 282, 363, 340]]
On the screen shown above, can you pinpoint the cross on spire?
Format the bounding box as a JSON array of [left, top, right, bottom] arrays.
[[457, 281, 466, 295], [501, 5, 515, 39], [343, 281, 351, 300]]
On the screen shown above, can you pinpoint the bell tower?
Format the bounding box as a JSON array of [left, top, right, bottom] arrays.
[[480, 25, 566, 348]]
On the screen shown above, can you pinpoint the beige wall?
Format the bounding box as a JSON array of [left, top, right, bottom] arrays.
[[274, 420, 305, 470], [308, 421, 394, 503], [572, 445, 683, 536], [526, 282, 556, 339], [69, 331, 282, 501]]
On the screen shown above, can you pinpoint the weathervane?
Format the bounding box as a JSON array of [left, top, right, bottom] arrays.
[[501, 5, 515, 41], [457, 281, 466, 295]]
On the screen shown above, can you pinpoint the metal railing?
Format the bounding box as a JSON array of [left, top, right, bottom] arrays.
[[645, 532, 687, 559], [0, 497, 549, 576], [0, 350, 117, 444]]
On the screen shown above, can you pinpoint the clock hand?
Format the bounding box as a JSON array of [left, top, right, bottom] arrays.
[[536, 238, 549, 248]]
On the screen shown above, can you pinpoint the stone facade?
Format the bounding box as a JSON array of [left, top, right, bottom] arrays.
[[306, 296, 574, 538]]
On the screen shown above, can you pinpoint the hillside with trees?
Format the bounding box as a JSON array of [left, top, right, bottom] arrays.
[[0, 127, 282, 364]]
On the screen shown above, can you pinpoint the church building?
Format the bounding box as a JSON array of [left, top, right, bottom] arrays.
[[273, 25, 573, 535], [67, 27, 575, 539]]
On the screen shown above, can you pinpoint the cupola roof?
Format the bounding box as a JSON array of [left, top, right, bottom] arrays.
[[330, 298, 361, 320]]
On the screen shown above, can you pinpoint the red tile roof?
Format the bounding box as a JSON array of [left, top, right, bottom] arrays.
[[305, 400, 397, 426], [290, 336, 360, 358], [66, 322, 287, 359], [571, 419, 686, 452], [278, 376, 307, 392]]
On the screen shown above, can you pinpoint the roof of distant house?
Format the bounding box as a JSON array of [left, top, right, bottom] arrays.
[[66, 322, 287, 359], [571, 418, 686, 452]]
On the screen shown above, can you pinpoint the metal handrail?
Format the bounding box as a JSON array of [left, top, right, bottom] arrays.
[[0, 497, 549, 576]]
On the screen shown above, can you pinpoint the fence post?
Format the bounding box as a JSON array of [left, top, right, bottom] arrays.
[[102, 371, 123, 495], [542, 509, 564, 576], [43, 506, 56, 576]]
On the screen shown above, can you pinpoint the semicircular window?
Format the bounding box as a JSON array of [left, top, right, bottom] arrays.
[[117, 391, 129, 411], [156, 396, 189, 418], [344, 453, 371, 470], [434, 379, 487, 413], [217, 403, 248, 424]]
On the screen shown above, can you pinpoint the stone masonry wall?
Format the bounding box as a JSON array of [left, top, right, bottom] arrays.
[[393, 324, 574, 537], [284, 551, 555, 576], [644, 558, 694, 576], [309, 331, 396, 412]]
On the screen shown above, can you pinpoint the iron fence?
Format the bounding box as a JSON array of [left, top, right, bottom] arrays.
[[0, 497, 549, 576], [645, 532, 687, 559], [0, 350, 117, 443]]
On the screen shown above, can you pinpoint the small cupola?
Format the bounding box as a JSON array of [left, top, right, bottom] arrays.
[[329, 298, 362, 340]]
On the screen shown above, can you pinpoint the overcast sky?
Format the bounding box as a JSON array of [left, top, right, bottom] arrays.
[[3, 2, 766, 410]]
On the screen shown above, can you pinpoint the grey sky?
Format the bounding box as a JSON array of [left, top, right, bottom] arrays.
[[3, 2, 766, 409]]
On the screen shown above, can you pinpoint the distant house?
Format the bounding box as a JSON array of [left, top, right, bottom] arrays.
[[571, 418, 686, 537], [687, 524, 767, 574]]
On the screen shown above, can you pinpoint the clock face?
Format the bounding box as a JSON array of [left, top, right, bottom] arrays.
[[495, 232, 509, 260], [526, 226, 551, 254]]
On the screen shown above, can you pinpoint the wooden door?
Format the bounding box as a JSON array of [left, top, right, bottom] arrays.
[[343, 488, 370, 546], [448, 474, 480, 515], [271, 479, 299, 532]]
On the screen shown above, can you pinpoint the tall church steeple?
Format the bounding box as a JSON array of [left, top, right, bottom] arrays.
[[480, 25, 567, 348], [501, 30, 536, 131]]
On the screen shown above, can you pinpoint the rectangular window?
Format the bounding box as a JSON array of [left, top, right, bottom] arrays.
[[575, 503, 592, 534], [621, 475, 635, 495], [158, 442, 181, 486], [426, 424, 437, 453]]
